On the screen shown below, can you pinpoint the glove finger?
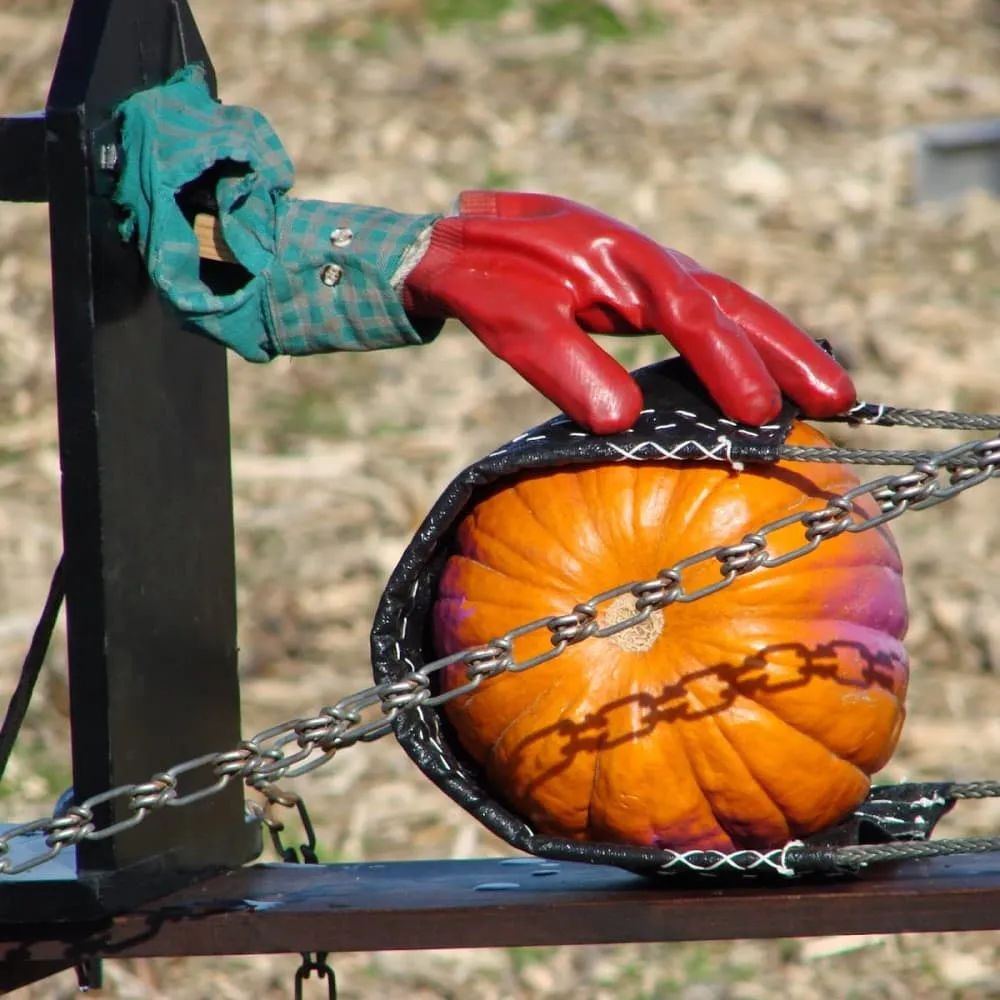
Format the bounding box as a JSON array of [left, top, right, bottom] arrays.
[[452, 286, 643, 434], [484, 325, 643, 433], [691, 271, 856, 417], [634, 253, 784, 425]]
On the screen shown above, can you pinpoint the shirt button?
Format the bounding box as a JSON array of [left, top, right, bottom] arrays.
[[320, 263, 344, 287]]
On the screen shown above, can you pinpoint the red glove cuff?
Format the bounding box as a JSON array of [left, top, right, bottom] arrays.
[[459, 189, 570, 219], [456, 190, 502, 216], [401, 215, 465, 317], [403, 190, 561, 316]]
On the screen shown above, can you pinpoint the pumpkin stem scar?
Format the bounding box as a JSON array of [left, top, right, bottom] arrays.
[[600, 595, 665, 652]]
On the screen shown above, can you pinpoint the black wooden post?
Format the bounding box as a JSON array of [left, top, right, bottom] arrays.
[[0, 0, 259, 924]]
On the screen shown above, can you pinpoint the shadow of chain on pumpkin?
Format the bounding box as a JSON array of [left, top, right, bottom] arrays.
[[481, 638, 906, 805]]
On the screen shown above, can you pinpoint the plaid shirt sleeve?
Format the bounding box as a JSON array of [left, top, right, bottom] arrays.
[[266, 199, 442, 356], [113, 63, 445, 362]]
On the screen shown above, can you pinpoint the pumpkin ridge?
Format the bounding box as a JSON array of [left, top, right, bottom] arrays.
[[687, 601, 905, 632], [730, 536, 902, 581], [482, 663, 594, 777], [575, 466, 630, 579], [729, 561, 904, 596], [507, 479, 593, 574], [665, 563, 907, 635], [726, 617, 907, 650], [599, 466, 656, 580], [708, 702, 805, 844], [589, 465, 663, 583], [692, 772, 739, 852], [438, 593, 579, 616], [479, 688, 548, 779], [469, 505, 581, 585], [675, 628, 908, 707], [437, 563, 581, 616], [586, 667, 725, 848], [626, 467, 643, 556], [722, 685, 872, 779], [678, 619, 895, 654], [488, 670, 630, 835], [662, 464, 737, 545], [585, 729, 603, 840], [684, 605, 889, 627], [568, 467, 627, 582], [453, 517, 583, 593], [635, 647, 780, 845], [729, 654, 904, 772], [713, 693, 871, 837], [749, 460, 861, 505], [677, 686, 785, 847], [726, 612, 908, 655], [663, 453, 867, 552]]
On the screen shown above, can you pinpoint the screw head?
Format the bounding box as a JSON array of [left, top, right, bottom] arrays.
[[329, 227, 354, 248], [320, 264, 344, 287], [98, 143, 119, 171]]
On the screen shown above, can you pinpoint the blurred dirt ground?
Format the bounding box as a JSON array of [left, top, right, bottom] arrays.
[[4, 0, 1000, 996]]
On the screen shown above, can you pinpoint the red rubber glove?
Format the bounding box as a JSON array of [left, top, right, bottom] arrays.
[[402, 191, 855, 433]]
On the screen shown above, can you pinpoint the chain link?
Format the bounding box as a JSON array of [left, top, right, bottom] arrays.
[[3, 436, 1000, 878]]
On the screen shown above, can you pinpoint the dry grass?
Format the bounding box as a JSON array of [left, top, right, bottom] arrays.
[[4, 0, 1000, 996]]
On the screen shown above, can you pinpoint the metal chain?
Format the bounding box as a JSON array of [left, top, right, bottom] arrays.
[[294, 954, 337, 1000], [3, 434, 1000, 878], [255, 792, 339, 1000]]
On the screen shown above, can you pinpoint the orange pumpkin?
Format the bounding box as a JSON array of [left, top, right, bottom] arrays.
[[431, 422, 909, 852]]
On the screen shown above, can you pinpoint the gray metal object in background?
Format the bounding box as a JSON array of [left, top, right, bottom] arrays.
[[913, 117, 1000, 203]]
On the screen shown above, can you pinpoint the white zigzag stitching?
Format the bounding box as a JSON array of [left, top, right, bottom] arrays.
[[606, 436, 742, 466]]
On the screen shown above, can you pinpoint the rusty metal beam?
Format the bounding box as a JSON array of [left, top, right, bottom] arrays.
[[3, 853, 1000, 964]]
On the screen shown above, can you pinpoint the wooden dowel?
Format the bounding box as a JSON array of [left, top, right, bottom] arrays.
[[193, 212, 236, 264]]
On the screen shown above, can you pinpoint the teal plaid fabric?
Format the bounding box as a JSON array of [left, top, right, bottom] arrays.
[[113, 63, 444, 360]]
